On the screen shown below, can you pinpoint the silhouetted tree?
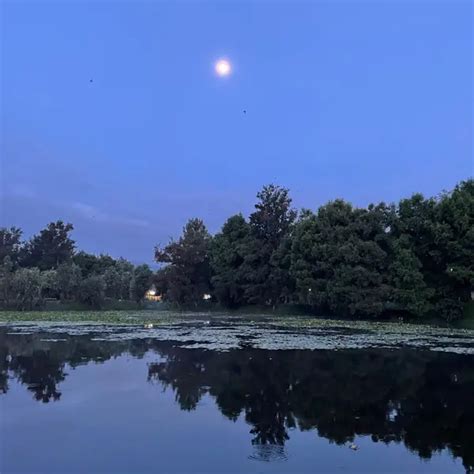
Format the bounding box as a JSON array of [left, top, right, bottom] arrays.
[[210, 214, 250, 307], [242, 185, 297, 306], [22, 221, 75, 270], [155, 218, 211, 306]]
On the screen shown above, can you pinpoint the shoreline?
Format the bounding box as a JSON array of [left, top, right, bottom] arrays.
[[1, 308, 473, 329]]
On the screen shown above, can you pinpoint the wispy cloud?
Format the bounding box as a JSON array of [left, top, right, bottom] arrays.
[[72, 202, 150, 228]]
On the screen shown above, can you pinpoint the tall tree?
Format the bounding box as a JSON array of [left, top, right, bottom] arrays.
[[22, 221, 75, 270], [243, 185, 297, 306], [210, 214, 250, 307], [155, 218, 211, 306]]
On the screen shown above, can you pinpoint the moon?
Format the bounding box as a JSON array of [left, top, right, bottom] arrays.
[[215, 59, 231, 77]]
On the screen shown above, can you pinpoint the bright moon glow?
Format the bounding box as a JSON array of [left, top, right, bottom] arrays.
[[215, 59, 231, 77]]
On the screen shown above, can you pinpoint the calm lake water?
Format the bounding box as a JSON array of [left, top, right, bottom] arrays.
[[1, 323, 473, 473]]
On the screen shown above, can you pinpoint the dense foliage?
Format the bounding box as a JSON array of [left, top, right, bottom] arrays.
[[155, 180, 473, 321], [154, 218, 212, 306], [1, 179, 472, 319], [0, 221, 153, 309]]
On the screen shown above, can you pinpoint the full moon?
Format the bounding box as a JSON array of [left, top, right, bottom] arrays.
[[215, 59, 231, 77]]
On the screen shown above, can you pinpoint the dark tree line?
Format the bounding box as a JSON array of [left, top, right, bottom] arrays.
[[0, 221, 153, 309], [155, 179, 473, 321], [1, 179, 472, 319]]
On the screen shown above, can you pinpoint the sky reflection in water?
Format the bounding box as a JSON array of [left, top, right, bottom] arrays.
[[1, 328, 472, 473]]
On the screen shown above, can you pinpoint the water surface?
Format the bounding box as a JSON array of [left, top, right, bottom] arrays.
[[1, 325, 473, 473]]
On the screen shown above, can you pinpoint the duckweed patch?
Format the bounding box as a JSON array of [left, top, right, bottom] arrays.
[[2, 310, 474, 354]]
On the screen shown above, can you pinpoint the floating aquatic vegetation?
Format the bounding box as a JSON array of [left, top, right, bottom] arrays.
[[1, 311, 474, 355]]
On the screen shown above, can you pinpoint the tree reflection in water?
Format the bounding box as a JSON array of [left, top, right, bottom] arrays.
[[1, 328, 473, 472]]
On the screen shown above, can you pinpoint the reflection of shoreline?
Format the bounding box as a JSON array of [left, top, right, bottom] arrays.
[[1, 328, 473, 472]]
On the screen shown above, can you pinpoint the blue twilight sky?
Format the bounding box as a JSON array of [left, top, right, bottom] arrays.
[[1, 0, 472, 264]]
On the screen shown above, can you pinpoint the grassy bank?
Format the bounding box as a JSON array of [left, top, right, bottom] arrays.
[[1, 307, 474, 331], [0, 310, 178, 325]]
